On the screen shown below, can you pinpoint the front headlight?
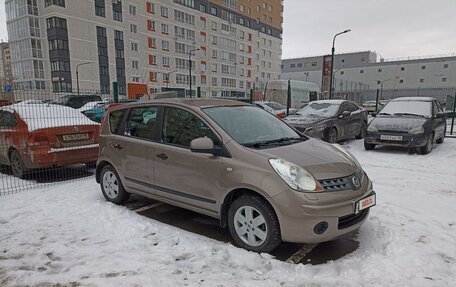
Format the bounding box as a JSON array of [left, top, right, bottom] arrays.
[[269, 159, 323, 192], [367, 124, 378, 132], [408, 126, 424, 134], [332, 144, 362, 169]]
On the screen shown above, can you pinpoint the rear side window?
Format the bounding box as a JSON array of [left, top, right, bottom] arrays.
[[0, 110, 18, 128], [109, 109, 127, 134], [124, 106, 158, 140], [162, 107, 217, 147]]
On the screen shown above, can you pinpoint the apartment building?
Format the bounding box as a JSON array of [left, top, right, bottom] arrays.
[[6, 0, 283, 99], [282, 51, 456, 101], [0, 42, 13, 94]]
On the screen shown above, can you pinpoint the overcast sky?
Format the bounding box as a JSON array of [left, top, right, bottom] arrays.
[[1, 0, 455, 60]]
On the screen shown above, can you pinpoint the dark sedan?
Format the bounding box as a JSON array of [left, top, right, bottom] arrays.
[[284, 100, 368, 143], [364, 97, 446, 154]]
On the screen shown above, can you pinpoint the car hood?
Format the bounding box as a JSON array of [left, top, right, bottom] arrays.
[[284, 115, 329, 128], [255, 139, 358, 180], [371, 116, 428, 132]]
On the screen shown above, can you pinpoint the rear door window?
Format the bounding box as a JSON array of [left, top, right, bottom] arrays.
[[124, 106, 158, 140], [109, 109, 127, 134], [161, 107, 217, 147]]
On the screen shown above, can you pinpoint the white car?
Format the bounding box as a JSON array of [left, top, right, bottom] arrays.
[[254, 101, 298, 118]]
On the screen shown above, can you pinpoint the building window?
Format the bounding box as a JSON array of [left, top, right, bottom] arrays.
[[378, 68, 382, 72], [132, 60, 139, 69], [46, 17, 67, 29], [420, 79, 424, 83], [162, 40, 169, 50], [200, 4, 206, 12], [162, 57, 170, 67], [95, 0, 105, 17], [340, 71, 344, 75], [147, 2, 155, 13], [130, 24, 137, 33], [148, 37, 156, 48], [129, 5, 136, 15], [50, 60, 70, 72], [113, 11, 122, 21], [49, 39, 68, 51], [210, 7, 217, 15], [174, 0, 195, 8], [115, 49, 124, 59], [161, 23, 169, 34], [147, 20, 155, 31], [443, 64, 449, 68], [442, 77, 447, 82], [96, 26, 107, 37], [100, 66, 109, 76], [45, 0, 65, 7], [290, 64, 295, 68], [400, 67, 405, 71], [421, 65, 426, 70], [360, 70, 364, 74], [131, 42, 138, 51], [161, 7, 168, 17], [297, 63, 302, 68], [114, 30, 123, 41], [377, 81, 381, 85], [399, 79, 404, 84]]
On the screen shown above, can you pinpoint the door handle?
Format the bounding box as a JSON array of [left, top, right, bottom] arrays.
[[156, 153, 168, 160], [110, 143, 123, 150]]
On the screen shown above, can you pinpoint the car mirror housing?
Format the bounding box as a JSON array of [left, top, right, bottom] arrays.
[[190, 137, 215, 154], [339, 111, 350, 118], [371, 112, 377, 117]]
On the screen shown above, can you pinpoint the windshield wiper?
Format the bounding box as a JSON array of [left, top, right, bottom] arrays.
[[378, 112, 391, 115], [243, 137, 303, 148], [393, 113, 426, 117]]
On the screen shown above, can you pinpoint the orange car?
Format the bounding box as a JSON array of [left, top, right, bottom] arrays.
[[0, 102, 100, 178]]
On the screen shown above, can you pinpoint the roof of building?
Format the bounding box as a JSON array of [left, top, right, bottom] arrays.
[[391, 97, 435, 102]]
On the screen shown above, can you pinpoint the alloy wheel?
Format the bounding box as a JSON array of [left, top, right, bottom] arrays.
[[233, 206, 268, 247], [102, 171, 119, 199]]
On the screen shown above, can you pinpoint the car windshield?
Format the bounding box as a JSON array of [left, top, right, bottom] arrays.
[[296, 102, 340, 117], [203, 106, 303, 147], [379, 100, 432, 117], [265, 102, 286, 110]]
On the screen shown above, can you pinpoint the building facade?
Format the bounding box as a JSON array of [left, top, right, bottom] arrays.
[[6, 0, 283, 98], [0, 42, 13, 94], [282, 51, 456, 103]]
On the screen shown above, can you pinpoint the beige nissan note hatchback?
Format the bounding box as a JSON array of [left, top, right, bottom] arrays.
[[96, 98, 376, 253]]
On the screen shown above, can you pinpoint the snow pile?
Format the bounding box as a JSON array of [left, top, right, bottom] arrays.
[[1, 140, 456, 286]]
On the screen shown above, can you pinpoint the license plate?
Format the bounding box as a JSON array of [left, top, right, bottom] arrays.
[[62, 133, 89, 141], [355, 194, 376, 214], [380, 135, 403, 141]]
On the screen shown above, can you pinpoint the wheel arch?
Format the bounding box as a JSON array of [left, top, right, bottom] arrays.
[[219, 188, 278, 229], [96, 160, 115, 183]]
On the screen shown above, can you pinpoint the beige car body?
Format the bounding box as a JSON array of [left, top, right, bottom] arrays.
[[96, 99, 375, 249]]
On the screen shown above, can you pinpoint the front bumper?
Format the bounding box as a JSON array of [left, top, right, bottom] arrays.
[[270, 175, 375, 243], [291, 125, 326, 140], [365, 131, 427, 147]]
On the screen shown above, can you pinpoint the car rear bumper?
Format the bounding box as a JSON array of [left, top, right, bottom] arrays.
[[22, 144, 99, 169], [365, 131, 427, 147], [271, 181, 375, 243]]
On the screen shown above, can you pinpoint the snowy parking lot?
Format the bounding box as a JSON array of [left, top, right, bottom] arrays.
[[1, 139, 455, 286]]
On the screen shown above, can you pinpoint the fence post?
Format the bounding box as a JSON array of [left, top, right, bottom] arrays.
[[112, 82, 118, 103], [451, 92, 456, 135], [375, 89, 380, 112]]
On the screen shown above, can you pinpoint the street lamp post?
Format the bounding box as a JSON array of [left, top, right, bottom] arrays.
[[164, 70, 177, 88], [188, 48, 200, 98], [76, 62, 92, 95], [332, 67, 344, 98], [329, 29, 351, 99]]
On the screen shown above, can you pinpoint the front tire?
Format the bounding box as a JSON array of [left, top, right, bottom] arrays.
[[356, 122, 367, 139], [364, 141, 376, 150], [228, 195, 281, 253], [100, 165, 130, 204], [9, 150, 27, 179], [419, 134, 434, 155]]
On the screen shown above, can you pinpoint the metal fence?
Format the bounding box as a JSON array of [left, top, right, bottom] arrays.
[[1, 87, 455, 195]]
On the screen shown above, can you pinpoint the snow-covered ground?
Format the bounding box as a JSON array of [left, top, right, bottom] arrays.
[[1, 140, 456, 287]]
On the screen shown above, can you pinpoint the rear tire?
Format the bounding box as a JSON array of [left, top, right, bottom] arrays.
[[228, 195, 281, 253], [356, 122, 367, 139], [419, 134, 433, 155], [327, 127, 338, 143], [100, 165, 130, 204], [364, 141, 376, 150], [9, 150, 27, 179]]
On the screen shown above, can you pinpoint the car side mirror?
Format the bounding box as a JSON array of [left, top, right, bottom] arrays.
[[371, 112, 377, 117], [339, 110, 350, 118], [190, 137, 216, 154]]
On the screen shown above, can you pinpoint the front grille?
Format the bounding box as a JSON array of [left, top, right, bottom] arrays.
[[378, 130, 407, 134], [338, 209, 368, 229], [318, 170, 364, 192]]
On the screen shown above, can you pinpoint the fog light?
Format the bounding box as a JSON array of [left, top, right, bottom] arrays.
[[313, 221, 329, 235]]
